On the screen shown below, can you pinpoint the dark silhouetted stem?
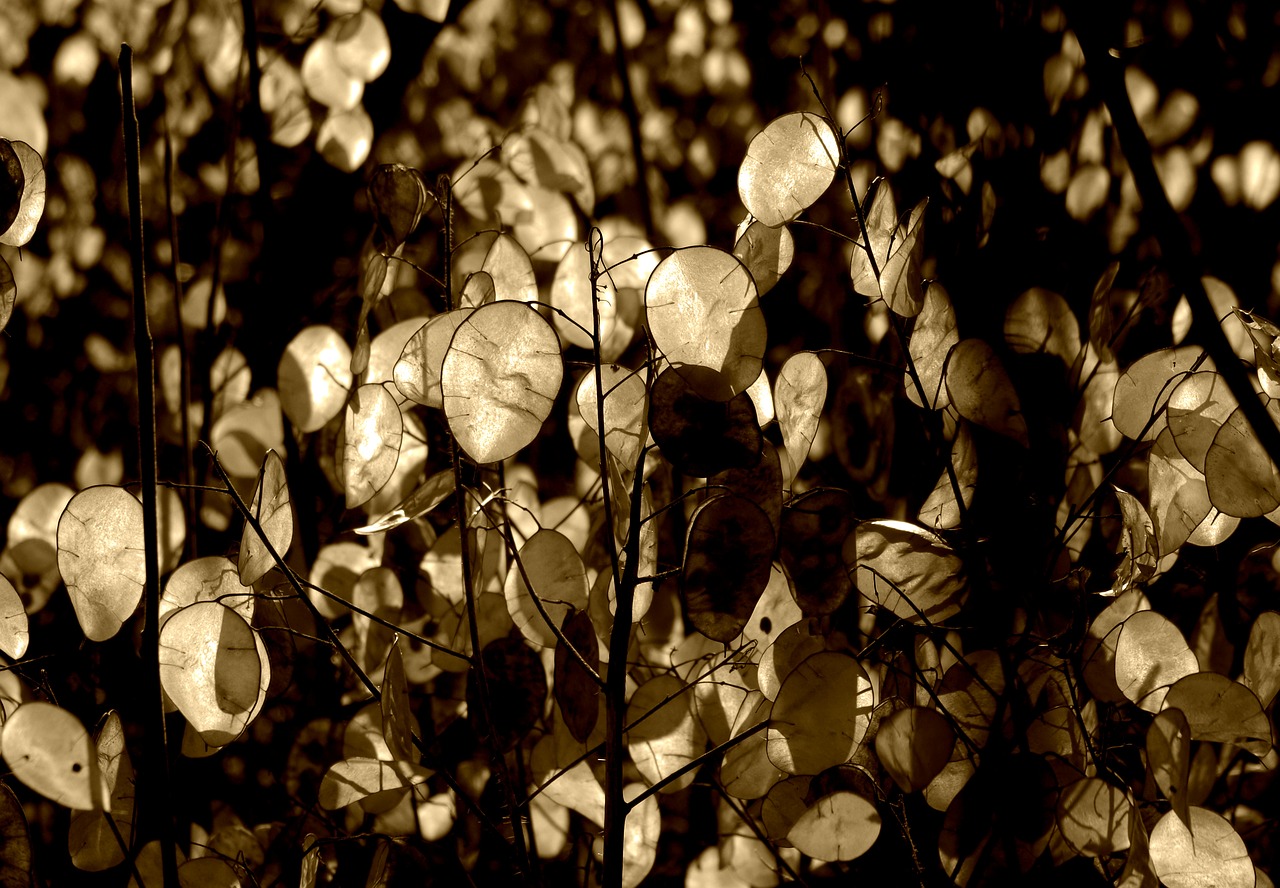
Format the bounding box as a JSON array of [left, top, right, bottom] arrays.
[[1068, 2, 1280, 467], [625, 720, 766, 810], [105, 809, 147, 888], [195, 27, 250, 490], [592, 223, 630, 885], [588, 229, 623, 631], [119, 43, 180, 888], [713, 783, 809, 887], [602, 391, 648, 887]]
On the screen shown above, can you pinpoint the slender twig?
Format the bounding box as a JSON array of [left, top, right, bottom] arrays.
[[522, 642, 753, 809], [449, 144, 503, 188], [290, 575, 471, 664], [809, 348, 906, 374], [483, 467, 558, 883], [1058, 661, 1121, 784], [384, 253, 448, 295], [585, 253, 666, 882], [589, 229, 624, 609], [624, 720, 766, 810], [1049, 350, 1209, 558], [238, 0, 269, 176], [195, 46, 244, 489], [601, 247, 671, 280], [790, 217, 862, 245], [886, 793, 926, 888], [201, 443, 381, 700], [634, 567, 680, 584], [119, 43, 180, 888], [860, 571, 988, 759], [439, 175, 453, 302], [713, 780, 810, 887], [160, 480, 240, 493], [804, 64, 973, 535], [221, 536, 508, 855], [105, 811, 147, 888], [638, 480, 727, 527], [480, 500, 605, 688], [603, 368, 655, 886], [511, 738, 541, 882]]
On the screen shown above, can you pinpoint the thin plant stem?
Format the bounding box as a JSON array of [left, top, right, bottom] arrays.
[[624, 720, 766, 810], [202, 443, 381, 700], [481, 499, 605, 688], [238, 0, 269, 175], [105, 811, 147, 888], [886, 792, 926, 888], [488, 466, 555, 886], [119, 43, 180, 888], [290, 575, 471, 664], [804, 64, 973, 535], [589, 228, 624, 629], [511, 736, 541, 881], [603, 373, 657, 886], [584, 224, 656, 882], [713, 780, 810, 887], [522, 641, 752, 808], [1049, 350, 1209, 559], [195, 45, 244, 489]]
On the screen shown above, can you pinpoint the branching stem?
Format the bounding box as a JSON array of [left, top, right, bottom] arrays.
[[602, 346, 652, 887]]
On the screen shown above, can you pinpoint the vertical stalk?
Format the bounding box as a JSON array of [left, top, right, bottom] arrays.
[[509, 705, 540, 873], [601, 482, 643, 888], [119, 43, 179, 888], [601, 332, 650, 888]]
